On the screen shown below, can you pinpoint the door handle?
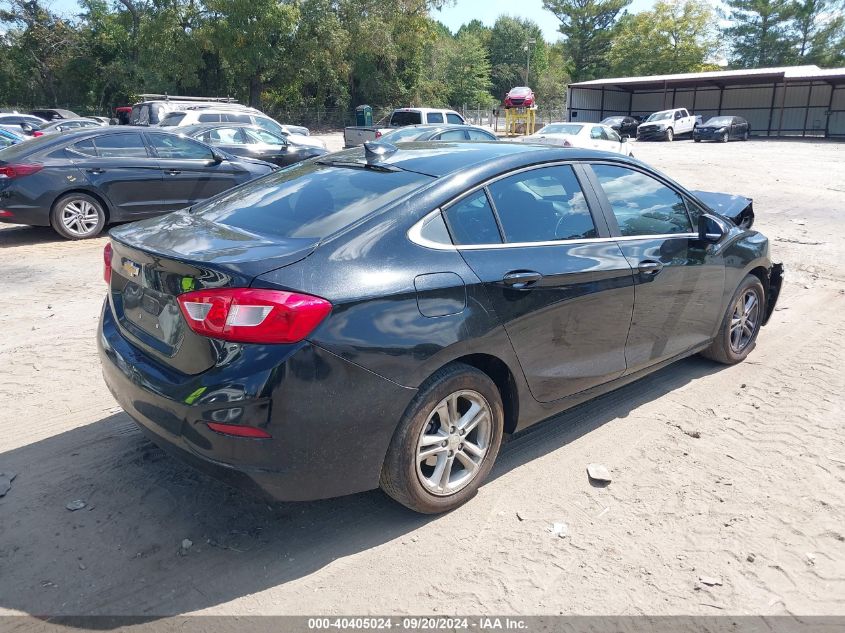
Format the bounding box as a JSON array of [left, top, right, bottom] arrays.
[[502, 271, 543, 288], [637, 260, 664, 275], [165, 169, 182, 175], [86, 168, 104, 175]]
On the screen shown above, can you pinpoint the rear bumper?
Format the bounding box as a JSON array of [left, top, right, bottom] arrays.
[[97, 301, 417, 501], [0, 199, 50, 226]]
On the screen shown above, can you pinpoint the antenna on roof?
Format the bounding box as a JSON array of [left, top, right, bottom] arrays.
[[363, 140, 398, 164]]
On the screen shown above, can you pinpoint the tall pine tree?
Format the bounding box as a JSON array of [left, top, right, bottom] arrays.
[[724, 0, 796, 67]]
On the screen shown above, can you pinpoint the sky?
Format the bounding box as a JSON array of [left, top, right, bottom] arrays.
[[45, 0, 656, 42], [434, 0, 655, 41]]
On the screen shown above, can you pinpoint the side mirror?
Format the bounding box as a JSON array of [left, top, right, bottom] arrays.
[[698, 213, 725, 243], [21, 123, 33, 133], [621, 136, 628, 143], [211, 150, 225, 163]]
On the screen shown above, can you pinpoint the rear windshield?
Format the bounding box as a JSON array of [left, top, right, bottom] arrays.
[[381, 127, 428, 142], [537, 124, 583, 135], [705, 117, 734, 126], [390, 111, 423, 126], [159, 113, 186, 127], [191, 162, 434, 239]]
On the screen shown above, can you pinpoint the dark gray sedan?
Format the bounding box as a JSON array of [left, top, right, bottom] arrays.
[[694, 116, 750, 142], [180, 123, 328, 167], [379, 124, 497, 143]]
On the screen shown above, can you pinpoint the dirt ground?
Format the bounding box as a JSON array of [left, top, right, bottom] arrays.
[[0, 136, 843, 617]]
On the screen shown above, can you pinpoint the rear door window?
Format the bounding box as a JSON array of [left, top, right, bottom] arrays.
[[93, 133, 149, 158], [223, 113, 252, 123], [254, 117, 285, 135], [426, 112, 444, 124], [244, 128, 285, 144], [488, 165, 597, 242], [446, 113, 464, 124], [438, 130, 467, 141], [205, 127, 245, 145], [148, 133, 214, 159], [198, 113, 222, 123], [591, 164, 693, 236], [467, 129, 495, 140], [443, 191, 502, 245]]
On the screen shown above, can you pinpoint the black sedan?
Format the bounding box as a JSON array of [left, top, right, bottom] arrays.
[[98, 141, 783, 514], [0, 127, 275, 239], [379, 124, 497, 142], [181, 123, 328, 167], [694, 116, 750, 142], [601, 116, 639, 138]]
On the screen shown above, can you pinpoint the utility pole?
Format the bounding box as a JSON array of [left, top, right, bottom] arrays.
[[524, 39, 536, 85]]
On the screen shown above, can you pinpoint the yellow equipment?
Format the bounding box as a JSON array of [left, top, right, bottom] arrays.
[[505, 107, 536, 136]]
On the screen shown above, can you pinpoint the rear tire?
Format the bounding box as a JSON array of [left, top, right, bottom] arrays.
[[694, 138, 701, 143], [50, 193, 106, 239], [701, 275, 765, 365], [721, 131, 729, 143], [742, 130, 749, 141], [380, 363, 504, 514]]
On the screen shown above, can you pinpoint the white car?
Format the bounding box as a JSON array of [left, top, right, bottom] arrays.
[[519, 122, 633, 156], [636, 108, 701, 141], [158, 108, 320, 146]]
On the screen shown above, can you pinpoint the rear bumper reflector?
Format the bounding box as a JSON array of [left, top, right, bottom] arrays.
[[206, 422, 272, 439]]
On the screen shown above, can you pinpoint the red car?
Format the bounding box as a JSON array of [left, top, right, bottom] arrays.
[[504, 86, 535, 108]]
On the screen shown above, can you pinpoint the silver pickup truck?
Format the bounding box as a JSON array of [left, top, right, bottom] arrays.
[[344, 108, 465, 148]]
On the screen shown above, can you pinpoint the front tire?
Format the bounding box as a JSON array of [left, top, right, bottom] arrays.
[[721, 131, 729, 143], [665, 128, 674, 142], [701, 275, 765, 365], [380, 364, 504, 514], [50, 193, 106, 239]]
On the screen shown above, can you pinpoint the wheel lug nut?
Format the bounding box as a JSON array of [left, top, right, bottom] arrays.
[[441, 440, 448, 447], [459, 429, 465, 435], [459, 443, 464, 450], [448, 450, 453, 456], [450, 426, 456, 433]]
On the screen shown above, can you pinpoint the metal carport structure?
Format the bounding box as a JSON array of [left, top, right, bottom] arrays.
[[566, 65, 845, 138]]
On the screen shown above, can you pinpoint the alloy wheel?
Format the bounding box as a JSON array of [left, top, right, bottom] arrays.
[[729, 289, 760, 353], [60, 199, 101, 237], [416, 389, 493, 496]]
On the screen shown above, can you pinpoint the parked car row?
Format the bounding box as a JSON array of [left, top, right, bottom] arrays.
[[600, 110, 751, 143]]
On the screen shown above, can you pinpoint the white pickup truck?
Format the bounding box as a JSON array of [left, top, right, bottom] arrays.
[[343, 108, 466, 148], [636, 108, 702, 141]]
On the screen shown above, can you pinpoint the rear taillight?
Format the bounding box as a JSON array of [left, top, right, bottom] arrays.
[[0, 210, 13, 218], [0, 164, 43, 179], [31, 131, 44, 137], [375, 130, 382, 139], [103, 243, 113, 284], [177, 288, 332, 344]]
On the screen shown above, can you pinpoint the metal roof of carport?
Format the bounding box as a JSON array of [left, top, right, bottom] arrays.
[[569, 65, 845, 90]]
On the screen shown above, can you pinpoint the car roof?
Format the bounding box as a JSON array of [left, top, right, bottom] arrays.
[[328, 142, 636, 178], [386, 124, 488, 132], [392, 107, 459, 114]]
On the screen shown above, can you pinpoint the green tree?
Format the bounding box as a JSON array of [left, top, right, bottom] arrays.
[[608, 0, 721, 76], [445, 31, 494, 107], [724, 0, 797, 67], [543, 0, 631, 82], [203, 0, 299, 106], [488, 16, 548, 99], [792, 0, 845, 63]]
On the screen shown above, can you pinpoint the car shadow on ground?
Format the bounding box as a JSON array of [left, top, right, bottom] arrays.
[[0, 355, 722, 619], [0, 225, 67, 248]]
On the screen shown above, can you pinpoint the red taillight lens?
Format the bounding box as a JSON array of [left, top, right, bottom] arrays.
[[0, 210, 13, 218], [0, 164, 43, 179], [103, 243, 113, 284], [206, 422, 272, 439], [375, 130, 382, 139], [177, 288, 332, 344], [32, 131, 43, 137]]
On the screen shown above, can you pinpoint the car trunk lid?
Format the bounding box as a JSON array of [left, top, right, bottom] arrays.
[[107, 211, 319, 374]]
